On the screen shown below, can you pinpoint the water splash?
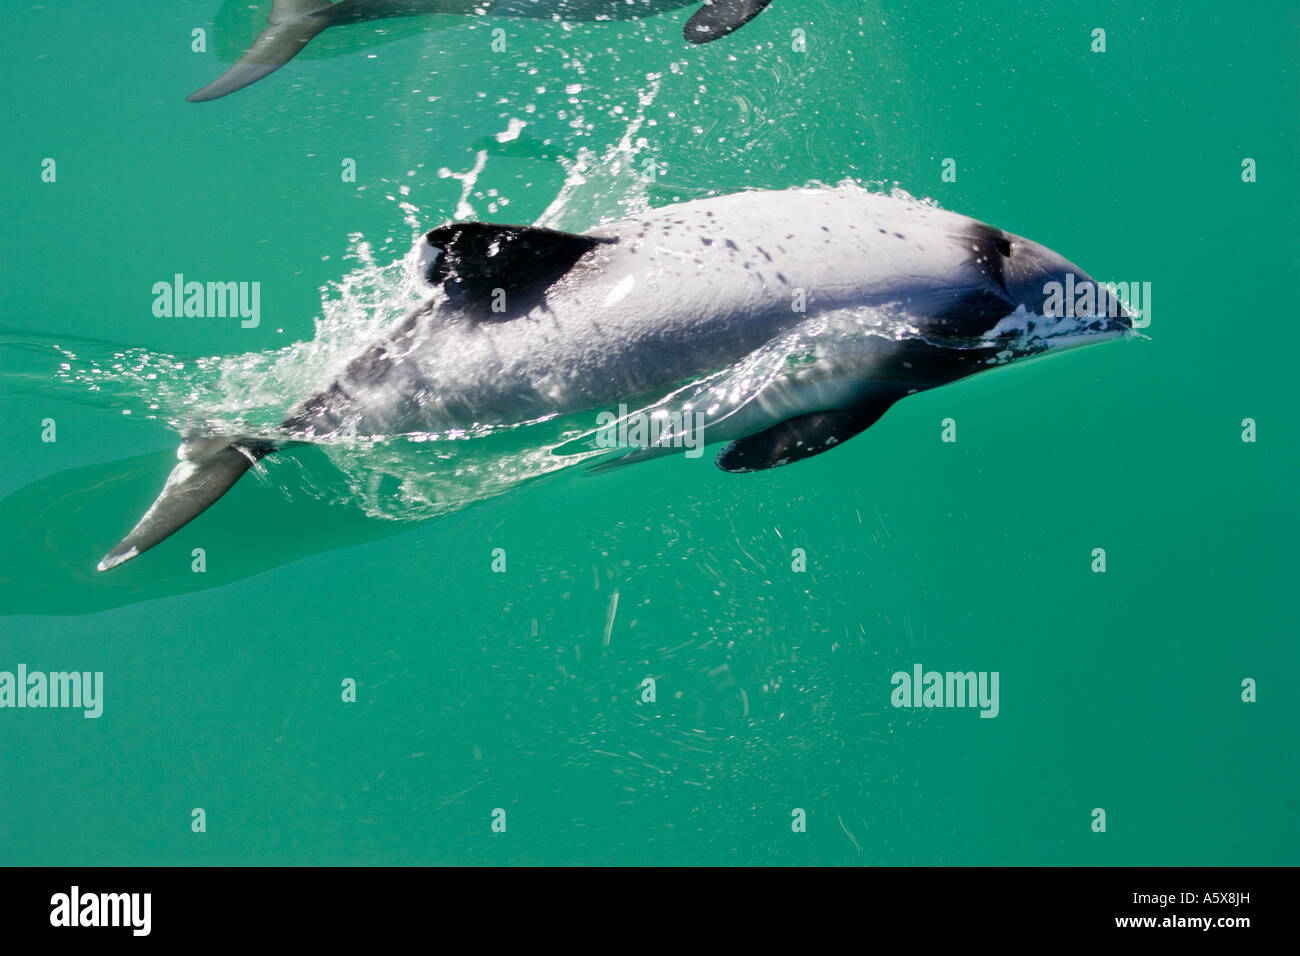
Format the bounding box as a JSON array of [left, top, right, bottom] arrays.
[[6, 62, 987, 530], [9, 79, 728, 525], [536, 73, 664, 230]]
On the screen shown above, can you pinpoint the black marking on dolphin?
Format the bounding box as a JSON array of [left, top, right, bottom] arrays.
[[187, 0, 776, 102], [683, 0, 772, 42], [97, 187, 1131, 570], [421, 222, 616, 317], [715, 392, 908, 473]]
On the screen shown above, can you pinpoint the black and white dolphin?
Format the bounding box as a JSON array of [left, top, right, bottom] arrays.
[[97, 186, 1131, 570], [188, 0, 774, 101]]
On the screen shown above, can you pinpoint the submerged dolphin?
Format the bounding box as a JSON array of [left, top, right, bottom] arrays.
[[189, 0, 775, 101], [97, 186, 1131, 570]]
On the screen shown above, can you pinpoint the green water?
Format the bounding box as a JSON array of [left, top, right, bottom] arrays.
[[1, 0, 1296, 865]]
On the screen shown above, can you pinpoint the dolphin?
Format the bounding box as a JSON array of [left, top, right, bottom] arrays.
[[188, 0, 775, 101], [96, 186, 1131, 570]]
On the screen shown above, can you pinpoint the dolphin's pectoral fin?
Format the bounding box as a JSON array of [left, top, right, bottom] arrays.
[[716, 391, 904, 473], [97, 437, 277, 571], [421, 222, 616, 318], [684, 0, 774, 43]]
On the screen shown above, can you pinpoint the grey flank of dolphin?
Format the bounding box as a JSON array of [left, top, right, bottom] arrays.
[[187, 0, 776, 101], [96, 186, 1133, 571]]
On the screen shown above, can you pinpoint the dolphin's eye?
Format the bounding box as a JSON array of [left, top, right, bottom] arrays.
[[995, 237, 1012, 257]]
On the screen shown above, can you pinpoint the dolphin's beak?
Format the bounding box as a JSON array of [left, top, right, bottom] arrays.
[[1099, 287, 1134, 334]]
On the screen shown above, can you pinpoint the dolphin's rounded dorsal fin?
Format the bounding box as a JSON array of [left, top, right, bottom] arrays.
[[419, 222, 616, 320]]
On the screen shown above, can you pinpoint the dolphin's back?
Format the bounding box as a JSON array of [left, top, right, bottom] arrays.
[[292, 189, 1014, 441]]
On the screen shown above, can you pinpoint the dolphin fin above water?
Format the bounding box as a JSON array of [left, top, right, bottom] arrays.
[[188, 0, 775, 102], [96, 437, 280, 571]]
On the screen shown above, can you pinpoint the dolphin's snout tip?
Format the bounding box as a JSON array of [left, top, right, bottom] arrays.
[[1104, 299, 1132, 332], [1107, 293, 1135, 334], [1072, 275, 1134, 337], [1089, 308, 1133, 339]]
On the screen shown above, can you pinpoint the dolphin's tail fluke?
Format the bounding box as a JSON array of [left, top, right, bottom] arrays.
[[97, 437, 278, 571], [188, 0, 335, 102]]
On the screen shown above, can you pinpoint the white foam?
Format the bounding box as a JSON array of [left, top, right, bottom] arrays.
[[981, 304, 1112, 347]]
